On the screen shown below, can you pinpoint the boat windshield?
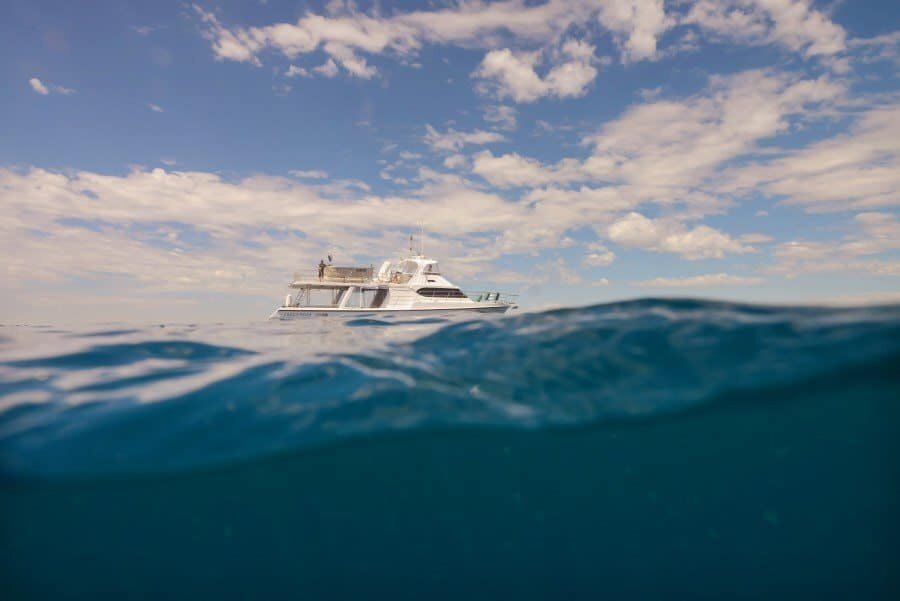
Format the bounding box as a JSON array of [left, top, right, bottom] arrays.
[[423, 262, 440, 275], [399, 260, 419, 274]]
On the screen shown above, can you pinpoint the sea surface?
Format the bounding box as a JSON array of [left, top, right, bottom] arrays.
[[1, 299, 899, 599]]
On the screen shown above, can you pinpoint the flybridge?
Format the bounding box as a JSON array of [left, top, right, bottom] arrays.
[[268, 238, 518, 319]]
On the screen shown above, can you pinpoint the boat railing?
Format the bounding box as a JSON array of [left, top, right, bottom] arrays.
[[292, 267, 375, 284], [465, 291, 519, 304]]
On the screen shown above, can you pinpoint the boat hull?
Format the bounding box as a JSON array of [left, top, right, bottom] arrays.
[[270, 304, 514, 320]]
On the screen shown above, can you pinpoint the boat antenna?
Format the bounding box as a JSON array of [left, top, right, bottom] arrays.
[[419, 221, 424, 256], [409, 233, 413, 256]]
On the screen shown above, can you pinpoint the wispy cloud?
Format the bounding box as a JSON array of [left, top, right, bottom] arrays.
[[482, 104, 518, 131], [583, 242, 616, 267], [289, 169, 328, 179], [635, 274, 764, 288], [192, 0, 848, 91], [470, 68, 844, 213], [29, 77, 75, 96], [285, 64, 309, 77], [132, 25, 160, 36], [723, 104, 900, 212], [423, 125, 505, 152], [771, 212, 900, 278], [683, 0, 846, 58]]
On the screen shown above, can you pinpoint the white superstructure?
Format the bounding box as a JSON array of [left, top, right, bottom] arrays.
[[269, 250, 517, 319]]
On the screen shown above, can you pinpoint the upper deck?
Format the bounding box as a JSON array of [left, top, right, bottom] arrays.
[[290, 266, 375, 287], [290, 256, 445, 288]]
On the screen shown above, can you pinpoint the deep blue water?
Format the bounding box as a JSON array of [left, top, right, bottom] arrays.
[[1, 299, 899, 599]]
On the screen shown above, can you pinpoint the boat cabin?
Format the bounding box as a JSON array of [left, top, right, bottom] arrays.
[[286, 282, 389, 309]]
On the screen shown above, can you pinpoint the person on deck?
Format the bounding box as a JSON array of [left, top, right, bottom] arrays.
[[318, 259, 326, 281]]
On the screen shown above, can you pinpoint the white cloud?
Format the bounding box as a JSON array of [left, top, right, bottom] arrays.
[[472, 150, 583, 187], [607, 212, 755, 260], [289, 169, 328, 179], [379, 169, 407, 184], [820, 291, 900, 307], [739, 233, 774, 244], [193, 7, 266, 66], [523, 186, 639, 219], [597, 0, 672, 61], [323, 42, 378, 78], [581, 69, 844, 189], [638, 86, 663, 101], [848, 30, 900, 65], [424, 125, 505, 152], [772, 241, 900, 277], [29, 77, 75, 96], [635, 273, 764, 287], [193, 0, 856, 98], [473, 40, 599, 103], [272, 83, 292, 95], [470, 68, 843, 214], [133, 25, 159, 36], [473, 49, 546, 103], [853, 211, 900, 248], [285, 64, 309, 77], [4, 160, 681, 309], [29, 78, 49, 95], [771, 212, 900, 277], [0, 165, 546, 298], [724, 104, 900, 212], [193, 3, 413, 75], [194, 1, 674, 83], [535, 257, 584, 285], [482, 104, 518, 130], [583, 242, 616, 266], [147, 103, 164, 113], [377, 151, 426, 183], [443, 154, 467, 169], [313, 58, 340, 78], [684, 0, 846, 58], [400, 0, 587, 45]]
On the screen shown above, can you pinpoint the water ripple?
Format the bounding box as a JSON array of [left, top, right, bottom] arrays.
[[1, 299, 898, 477]]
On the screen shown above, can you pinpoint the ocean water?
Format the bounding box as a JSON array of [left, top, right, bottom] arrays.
[[1, 299, 899, 599]]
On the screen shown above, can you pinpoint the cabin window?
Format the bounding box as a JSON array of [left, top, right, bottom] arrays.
[[303, 287, 348, 307], [423, 263, 440, 275], [416, 287, 467, 298], [371, 288, 388, 308], [346, 287, 389, 308], [399, 260, 418, 274]]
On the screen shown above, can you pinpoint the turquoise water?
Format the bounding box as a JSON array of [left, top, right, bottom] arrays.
[[2, 299, 899, 598]]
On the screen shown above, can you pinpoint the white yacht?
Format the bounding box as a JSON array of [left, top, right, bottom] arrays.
[[269, 244, 518, 319]]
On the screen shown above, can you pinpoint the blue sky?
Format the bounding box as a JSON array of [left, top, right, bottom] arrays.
[[2, 0, 899, 323]]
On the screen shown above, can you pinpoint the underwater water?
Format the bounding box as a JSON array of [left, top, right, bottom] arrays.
[[1, 299, 899, 599]]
